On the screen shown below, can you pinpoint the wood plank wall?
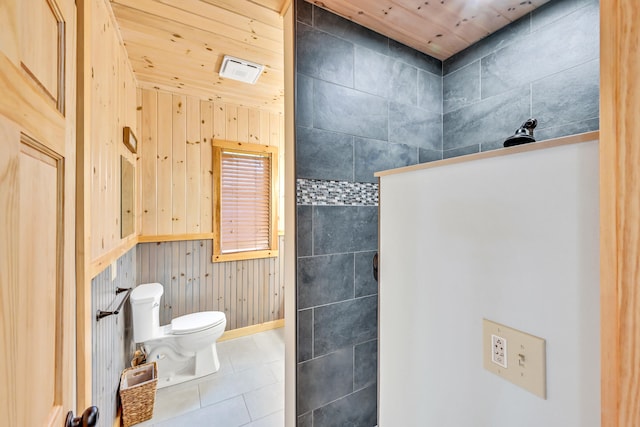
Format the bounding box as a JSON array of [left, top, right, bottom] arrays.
[[136, 236, 285, 331], [91, 246, 136, 427], [79, 0, 138, 412], [90, 0, 138, 262], [600, 1, 640, 425], [138, 88, 285, 237]]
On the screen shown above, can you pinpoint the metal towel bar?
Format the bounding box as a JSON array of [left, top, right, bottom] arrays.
[[96, 287, 132, 321]]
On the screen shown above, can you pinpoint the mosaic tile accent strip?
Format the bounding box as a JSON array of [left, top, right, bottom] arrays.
[[297, 178, 379, 206]]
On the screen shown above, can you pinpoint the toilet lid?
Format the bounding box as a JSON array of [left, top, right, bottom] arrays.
[[171, 311, 226, 335]]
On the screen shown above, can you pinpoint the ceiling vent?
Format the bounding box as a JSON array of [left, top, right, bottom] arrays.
[[218, 55, 264, 84]]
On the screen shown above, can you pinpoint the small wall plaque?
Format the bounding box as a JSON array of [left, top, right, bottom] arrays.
[[123, 126, 137, 154]]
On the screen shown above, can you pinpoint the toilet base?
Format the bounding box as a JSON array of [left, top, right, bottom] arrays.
[[148, 342, 221, 389]]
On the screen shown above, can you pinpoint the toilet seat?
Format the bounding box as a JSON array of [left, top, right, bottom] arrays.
[[171, 311, 226, 335]]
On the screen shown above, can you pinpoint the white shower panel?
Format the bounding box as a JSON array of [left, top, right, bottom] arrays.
[[378, 137, 600, 427]]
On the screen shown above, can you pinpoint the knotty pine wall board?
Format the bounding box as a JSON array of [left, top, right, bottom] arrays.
[[139, 88, 284, 237]]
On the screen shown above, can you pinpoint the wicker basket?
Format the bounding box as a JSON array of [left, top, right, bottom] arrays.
[[120, 361, 158, 427]]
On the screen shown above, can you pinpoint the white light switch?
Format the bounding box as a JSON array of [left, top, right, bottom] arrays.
[[483, 319, 546, 399]]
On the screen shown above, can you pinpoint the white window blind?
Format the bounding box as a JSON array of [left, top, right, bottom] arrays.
[[220, 150, 271, 254]]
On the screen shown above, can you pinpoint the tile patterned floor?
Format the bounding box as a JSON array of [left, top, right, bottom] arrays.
[[136, 328, 285, 427]]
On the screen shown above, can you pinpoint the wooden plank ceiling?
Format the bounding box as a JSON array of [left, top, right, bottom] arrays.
[[111, 0, 549, 115], [110, 0, 288, 113], [309, 0, 551, 61]]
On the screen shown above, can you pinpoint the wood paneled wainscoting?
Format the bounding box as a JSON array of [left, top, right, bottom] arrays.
[[91, 247, 136, 427], [137, 236, 286, 332]]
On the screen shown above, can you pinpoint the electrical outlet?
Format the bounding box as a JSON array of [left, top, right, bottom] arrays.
[[491, 334, 507, 368], [483, 319, 546, 399]]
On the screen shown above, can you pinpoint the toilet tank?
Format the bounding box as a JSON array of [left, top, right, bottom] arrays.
[[130, 283, 164, 342]]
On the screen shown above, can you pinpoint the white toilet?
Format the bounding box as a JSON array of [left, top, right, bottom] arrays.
[[130, 282, 227, 388]]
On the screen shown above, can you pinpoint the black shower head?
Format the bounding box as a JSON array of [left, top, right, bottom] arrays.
[[504, 118, 538, 147], [504, 129, 535, 147]]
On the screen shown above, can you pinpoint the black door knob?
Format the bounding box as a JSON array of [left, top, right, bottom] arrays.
[[65, 406, 99, 427]]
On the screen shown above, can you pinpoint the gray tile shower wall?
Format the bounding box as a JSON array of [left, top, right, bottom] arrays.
[[442, 0, 600, 154], [295, 0, 443, 424], [91, 247, 136, 427], [295, 2, 444, 167], [295, 0, 600, 425]]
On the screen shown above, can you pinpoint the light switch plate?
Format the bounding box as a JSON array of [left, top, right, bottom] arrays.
[[111, 260, 117, 282], [483, 319, 546, 399]]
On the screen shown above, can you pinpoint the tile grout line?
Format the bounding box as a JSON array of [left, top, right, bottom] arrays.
[[241, 393, 252, 422]]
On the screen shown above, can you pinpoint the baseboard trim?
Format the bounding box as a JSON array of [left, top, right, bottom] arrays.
[[218, 319, 284, 342]]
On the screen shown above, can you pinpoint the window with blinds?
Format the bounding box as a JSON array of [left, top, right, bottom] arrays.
[[212, 140, 278, 262]]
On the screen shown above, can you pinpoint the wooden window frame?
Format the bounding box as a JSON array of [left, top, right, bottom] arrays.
[[212, 139, 279, 262]]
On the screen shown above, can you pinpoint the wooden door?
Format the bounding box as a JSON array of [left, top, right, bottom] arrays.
[[0, 0, 78, 426]]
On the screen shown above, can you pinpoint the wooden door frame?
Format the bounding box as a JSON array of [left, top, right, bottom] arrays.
[[282, 4, 296, 427], [600, 1, 640, 425], [75, 0, 93, 412]]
